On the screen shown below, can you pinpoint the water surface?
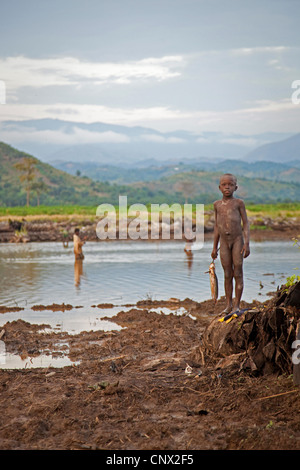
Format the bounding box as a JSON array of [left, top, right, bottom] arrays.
[[0, 240, 298, 333]]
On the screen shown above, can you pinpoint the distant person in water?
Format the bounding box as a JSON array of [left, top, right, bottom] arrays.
[[211, 174, 250, 314], [73, 228, 85, 260]]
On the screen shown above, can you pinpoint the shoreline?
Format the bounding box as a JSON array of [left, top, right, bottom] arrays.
[[0, 212, 299, 243], [0, 226, 299, 244]]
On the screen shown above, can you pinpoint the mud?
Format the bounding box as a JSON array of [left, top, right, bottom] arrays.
[[0, 215, 299, 243], [0, 294, 299, 450]]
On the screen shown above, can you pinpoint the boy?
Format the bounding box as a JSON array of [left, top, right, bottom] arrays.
[[73, 228, 85, 260], [211, 174, 250, 314]]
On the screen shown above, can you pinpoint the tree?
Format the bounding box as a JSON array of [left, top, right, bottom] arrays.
[[14, 157, 37, 206], [174, 179, 197, 204], [31, 179, 49, 206]]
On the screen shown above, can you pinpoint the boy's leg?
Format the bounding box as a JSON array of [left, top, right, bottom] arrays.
[[232, 237, 244, 310], [220, 241, 233, 313]]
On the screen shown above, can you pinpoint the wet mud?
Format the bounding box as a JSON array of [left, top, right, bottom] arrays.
[[0, 293, 299, 450]]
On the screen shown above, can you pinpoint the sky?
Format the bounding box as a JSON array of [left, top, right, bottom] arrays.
[[0, 0, 299, 154]]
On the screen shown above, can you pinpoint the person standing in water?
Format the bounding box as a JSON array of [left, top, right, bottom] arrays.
[[73, 228, 85, 260], [211, 174, 250, 314]]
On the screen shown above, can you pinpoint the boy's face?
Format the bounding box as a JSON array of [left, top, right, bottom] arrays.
[[219, 176, 237, 197]]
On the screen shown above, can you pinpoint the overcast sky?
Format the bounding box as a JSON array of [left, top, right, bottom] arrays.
[[0, 0, 299, 143]]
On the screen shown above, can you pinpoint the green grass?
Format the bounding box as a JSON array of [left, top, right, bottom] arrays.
[[1, 202, 300, 220], [0, 205, 97, 217], [246, 202, 300, 215], [249, 224, 269, 230]]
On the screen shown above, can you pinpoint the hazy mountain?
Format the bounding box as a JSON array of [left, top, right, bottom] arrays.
[[245, 133, 300, 163], [0, 118, 294, 164]]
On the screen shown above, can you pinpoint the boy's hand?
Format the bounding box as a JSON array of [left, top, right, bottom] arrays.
[[211, 248, 218, 260], [241, 244, 250, 258]]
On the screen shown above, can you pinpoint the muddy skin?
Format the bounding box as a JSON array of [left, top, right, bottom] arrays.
[[211, 175, 250, 314]]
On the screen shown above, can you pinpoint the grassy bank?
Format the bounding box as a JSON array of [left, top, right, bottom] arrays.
[[1, 202, 300, 220], [246, 202, 300, 218], [0, 205, 97, 220]]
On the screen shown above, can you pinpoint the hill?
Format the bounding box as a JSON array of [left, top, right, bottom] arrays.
[[138, 171, 300, 204], [245, 133, 300, 163], [53, 158, 300, 185], [1, 142, 300, 207], [0, 142, 113, 206], [0, 141, 180, 206]]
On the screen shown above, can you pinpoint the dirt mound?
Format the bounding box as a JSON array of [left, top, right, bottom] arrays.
[[201, 282, 300, 377], [31, 303, 73, 311]]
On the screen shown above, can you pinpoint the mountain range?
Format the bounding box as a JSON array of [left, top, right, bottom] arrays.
[[0, 118, 299, 206], [0, 118, 298, 165], [1, 141, 300, 207], [53, 158, 300, 185]]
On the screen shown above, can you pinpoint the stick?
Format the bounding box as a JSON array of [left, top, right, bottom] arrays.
[[100, 354, 127, 362], [256, 390, 299, 401]]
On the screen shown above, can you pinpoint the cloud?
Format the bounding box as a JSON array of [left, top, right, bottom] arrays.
[[0, 102, 189, 125], [141, 134, 186, 143], [1, 97, 300, 137], [0, 55, 184, 93], [0, 124, 130, 145], [230, 46, 289, 56]]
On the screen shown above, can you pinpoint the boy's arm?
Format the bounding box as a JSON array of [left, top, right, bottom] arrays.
[[211, 203, 220, 259], [239, 200, 250, 257]]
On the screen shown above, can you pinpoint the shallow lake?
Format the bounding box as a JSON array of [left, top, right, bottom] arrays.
[[0, 240, 298, 334]]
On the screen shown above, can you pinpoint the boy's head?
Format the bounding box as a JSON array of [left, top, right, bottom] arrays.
[[219, 173, 238, 197], [74, 228, 80, 235]]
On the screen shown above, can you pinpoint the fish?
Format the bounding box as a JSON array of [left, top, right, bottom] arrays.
[[207, 261, 218, 304]]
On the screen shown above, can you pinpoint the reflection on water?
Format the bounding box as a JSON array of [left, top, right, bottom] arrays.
[[74, 258, 84, 288], [0, 332, 79, 369], [0, 240, 298, 333], [184, 243, 194, 273], [0, 352, 80, 370]]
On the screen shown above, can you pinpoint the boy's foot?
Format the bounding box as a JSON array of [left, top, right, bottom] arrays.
[[221, 306, 232, 315]]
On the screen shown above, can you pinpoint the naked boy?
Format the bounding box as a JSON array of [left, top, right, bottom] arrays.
[[73, 228, 85, 260], [211, 174, 250, 314]]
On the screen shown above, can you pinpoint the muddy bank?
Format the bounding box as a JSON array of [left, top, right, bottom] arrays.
[[0, 290, 299, 450], [0, 214, 299, 243]]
